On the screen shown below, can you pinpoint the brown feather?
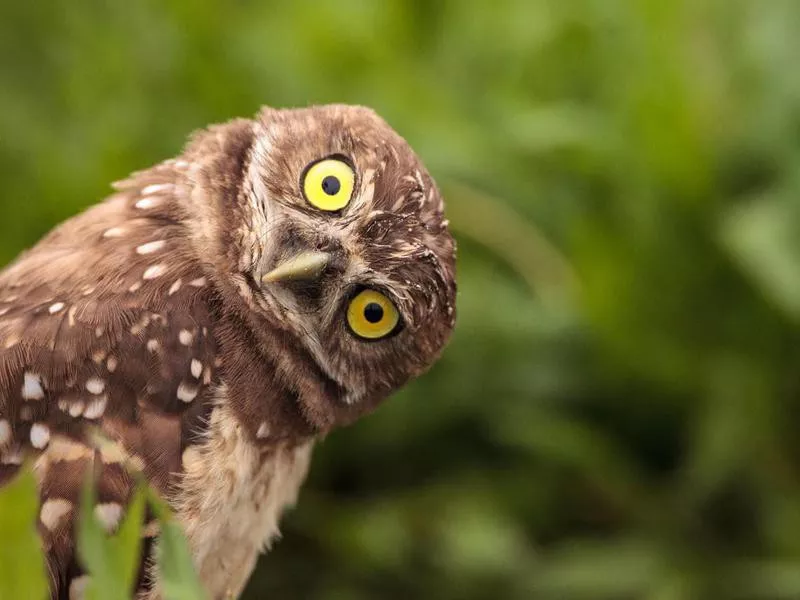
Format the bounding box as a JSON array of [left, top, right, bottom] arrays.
[[0, 104, 456, 599]]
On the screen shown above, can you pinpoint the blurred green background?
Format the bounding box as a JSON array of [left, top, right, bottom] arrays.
[[3, 1, 800, 598]]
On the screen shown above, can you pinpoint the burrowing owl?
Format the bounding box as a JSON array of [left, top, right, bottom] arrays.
[[0, 105, 456, 599]]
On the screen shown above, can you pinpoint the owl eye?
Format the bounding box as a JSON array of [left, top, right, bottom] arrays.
[[301, 158, 355, 212], [346, 289, 401, 340]]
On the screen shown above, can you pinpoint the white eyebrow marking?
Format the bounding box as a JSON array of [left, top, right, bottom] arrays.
[[48, 302, 65, 314]]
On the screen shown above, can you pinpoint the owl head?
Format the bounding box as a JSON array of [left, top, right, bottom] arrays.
[[189, 105, 457, 433]]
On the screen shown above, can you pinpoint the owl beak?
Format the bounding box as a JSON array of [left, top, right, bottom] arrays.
[[261, 251, 331, 284]]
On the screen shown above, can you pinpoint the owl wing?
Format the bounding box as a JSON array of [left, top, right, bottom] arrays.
[[0, 162, 220, 598]]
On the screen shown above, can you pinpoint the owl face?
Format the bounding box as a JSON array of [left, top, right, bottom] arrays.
[[228, 105, 456, 418]]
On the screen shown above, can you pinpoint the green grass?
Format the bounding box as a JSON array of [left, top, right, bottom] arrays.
[[0, 465, 205, 600]]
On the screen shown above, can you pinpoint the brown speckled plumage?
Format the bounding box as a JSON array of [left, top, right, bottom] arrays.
[[0, 104, 456, 599]]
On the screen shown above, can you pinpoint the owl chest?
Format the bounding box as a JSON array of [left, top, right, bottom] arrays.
[[164, 401, 314, 599]]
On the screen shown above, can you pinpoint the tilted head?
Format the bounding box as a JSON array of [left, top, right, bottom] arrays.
[[187, 104, 457, 434], [0, 104, 455, 599]]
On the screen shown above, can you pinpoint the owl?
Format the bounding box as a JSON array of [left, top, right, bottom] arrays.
[[0, 104, 456, 599]]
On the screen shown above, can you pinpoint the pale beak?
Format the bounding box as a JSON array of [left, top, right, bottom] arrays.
[[261, 251, 331, 284]]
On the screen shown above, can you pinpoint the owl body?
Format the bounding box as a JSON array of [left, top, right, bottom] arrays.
[[0, 105, 456, 599], [168, 399, 314, 600]]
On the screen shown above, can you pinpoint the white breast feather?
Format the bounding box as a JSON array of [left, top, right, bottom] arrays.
[[143, 384, 314, 600]]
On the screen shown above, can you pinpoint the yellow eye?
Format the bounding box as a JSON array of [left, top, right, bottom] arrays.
[[302, 158, 355, 211], [346, 289, 400, 340]]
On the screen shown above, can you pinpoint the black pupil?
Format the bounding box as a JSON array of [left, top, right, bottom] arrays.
[[321, 175, 341, 196], [363, 302, 384, 324]]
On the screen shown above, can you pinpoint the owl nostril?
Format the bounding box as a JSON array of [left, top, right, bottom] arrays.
[[311, 239, 348, 277], [315, 238, 342, 254], [326, 251, 348, 276]]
